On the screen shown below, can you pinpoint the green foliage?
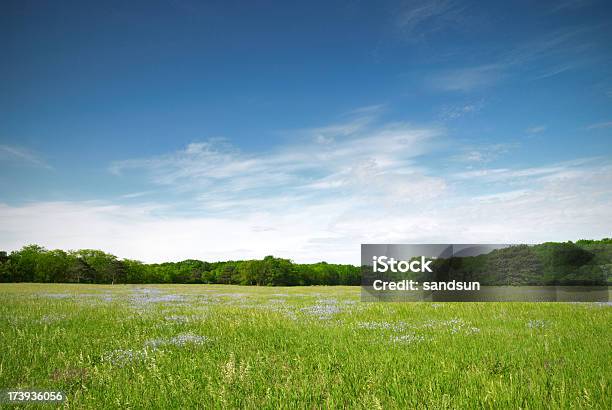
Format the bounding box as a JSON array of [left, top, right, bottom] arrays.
[[0, 239, 609, 285], [419, 242, 610, 286], [0, 245, 360, 285]]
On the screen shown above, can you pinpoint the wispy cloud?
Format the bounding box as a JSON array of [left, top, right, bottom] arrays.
[[3, 156, 611, 263], [452, 158, 601, 182], [3, 113, 611, 263], [111, 113, 446, 214], [428, 27, 595, 92], [530, 62, 584, 80], [429, 64, 502, 92], [396, 0, 466, 39], [0, 145, 52, 169], [549, 0, 593, 13], [119, 191, 156, 199], [526, 125, 547, 134], [452, 143, 516, 164], [438, 100, 484, 120], [66, 113, 612, 262], [586, 121, 612, 130]]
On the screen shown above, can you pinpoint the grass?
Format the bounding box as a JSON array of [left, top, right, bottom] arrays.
[[0, 283, 610, 409]]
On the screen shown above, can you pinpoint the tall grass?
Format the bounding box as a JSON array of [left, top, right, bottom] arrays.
[[0, 284, 610, 408]]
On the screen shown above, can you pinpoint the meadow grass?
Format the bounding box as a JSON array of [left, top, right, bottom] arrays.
[[0, 284, 610, 409]]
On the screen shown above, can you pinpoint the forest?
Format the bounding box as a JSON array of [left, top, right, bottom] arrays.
[[365, 240, 612, 286], [1, 239, 610, 286], [0, 246, 360, 286]]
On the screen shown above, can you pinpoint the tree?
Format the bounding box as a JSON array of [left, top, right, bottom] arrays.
[[9, 244, 46, 282], [71, 249, 118, 283], [36, 249, 70, 282], [67, 256, 95, 283], [124, 259, 146, 283]]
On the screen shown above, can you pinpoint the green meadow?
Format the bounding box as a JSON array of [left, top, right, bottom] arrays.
[[0, 284, 610, 409]]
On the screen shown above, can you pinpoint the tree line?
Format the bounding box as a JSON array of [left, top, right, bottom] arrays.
[[0, 245, 361, 286], [370, 239, 612, 286], [1, 239, 610, 286]]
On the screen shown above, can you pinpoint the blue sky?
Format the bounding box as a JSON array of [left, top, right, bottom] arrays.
[[1, 0, 611, 263]]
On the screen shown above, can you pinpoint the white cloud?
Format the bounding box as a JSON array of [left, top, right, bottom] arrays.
[[396, 0, 466, 39], [2, 136, 612, 263], [439, 101, 484, 120], [453, 158, 599, 181], [110, 117, 445, 214], [531, 62, 583, 80], [429, 64, 502, 92], [526, 125, 547, 134], [428, 28, 594, 92], [0, 145, 52, 169], [2, 113, 610, 264], [453, 143, 515, 164], [119, 191, 156, 199], [2, 157, 610, 264], [587, 121, 612, 130]]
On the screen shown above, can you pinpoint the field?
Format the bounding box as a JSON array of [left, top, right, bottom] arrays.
[[0, 284, 610, 409]]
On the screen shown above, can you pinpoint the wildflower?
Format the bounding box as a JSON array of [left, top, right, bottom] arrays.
[[40, 293, 71, 299], [391, 334, 425, 344], [102, 348, 150, 366], [527, 319, 548, 329], [145, 333, 210, 348], [300, 302, 341, 319], [39, 314, 66, 324], [356, 321, 408, 332], [164, 315, 192, 323]]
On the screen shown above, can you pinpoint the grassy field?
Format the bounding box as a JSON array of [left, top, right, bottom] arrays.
[[0, 284, 610, 409]]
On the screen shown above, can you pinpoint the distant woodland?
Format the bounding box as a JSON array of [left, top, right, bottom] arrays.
[[0, 246, 360, 286], [1, 239, 611, 286], [367, 240, 612, 286]]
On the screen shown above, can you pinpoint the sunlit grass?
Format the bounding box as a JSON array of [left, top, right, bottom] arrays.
[[0, 284, 610, 408]]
